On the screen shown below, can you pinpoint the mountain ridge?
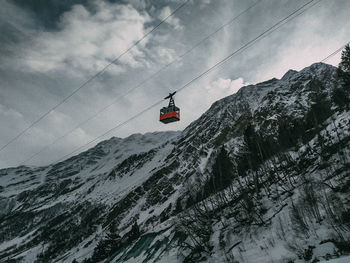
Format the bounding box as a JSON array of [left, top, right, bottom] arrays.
[[1, 62, 349, 263]]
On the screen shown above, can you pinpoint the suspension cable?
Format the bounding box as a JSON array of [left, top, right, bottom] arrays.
[[322, 42, 350, 62], [19, 0, 265, 165], [0, 0, 190, 153], [48, 0, 321, 166]]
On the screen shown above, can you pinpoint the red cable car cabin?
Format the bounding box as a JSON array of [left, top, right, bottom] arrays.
[[160, 92, 180, 124]]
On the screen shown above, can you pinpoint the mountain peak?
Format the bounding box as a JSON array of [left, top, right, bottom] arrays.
[[281, 69, 298, 80]]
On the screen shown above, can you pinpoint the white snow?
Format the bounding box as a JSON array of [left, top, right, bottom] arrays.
[[198, 148, 213, 173], [321, 255, 350, 263], [1, 63, 349, 263]]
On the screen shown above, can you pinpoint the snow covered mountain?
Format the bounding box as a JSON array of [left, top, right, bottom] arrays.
[[1, 62, 349, 263]]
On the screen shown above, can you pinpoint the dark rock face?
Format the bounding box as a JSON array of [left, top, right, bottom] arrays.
[[1, 63, 350, 263]]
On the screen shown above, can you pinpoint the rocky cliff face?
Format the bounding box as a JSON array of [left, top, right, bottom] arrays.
[[0, 62, 349, 263]]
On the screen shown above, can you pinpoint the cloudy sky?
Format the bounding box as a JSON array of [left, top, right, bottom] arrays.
[[0, 0, 349, 168]]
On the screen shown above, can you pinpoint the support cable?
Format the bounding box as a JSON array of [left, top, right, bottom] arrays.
[[48, 0, 321, 165]]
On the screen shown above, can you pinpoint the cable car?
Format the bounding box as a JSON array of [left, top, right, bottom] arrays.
[[160, 92, 180, 124]]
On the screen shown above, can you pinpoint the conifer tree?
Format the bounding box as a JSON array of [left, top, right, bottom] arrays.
[[206, 146, 234, 193], [334, 44, 350, 109], [339, 44, 350, 74]]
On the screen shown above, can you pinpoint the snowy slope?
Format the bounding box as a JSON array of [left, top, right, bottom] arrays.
[[1, 62, 349, 263]]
